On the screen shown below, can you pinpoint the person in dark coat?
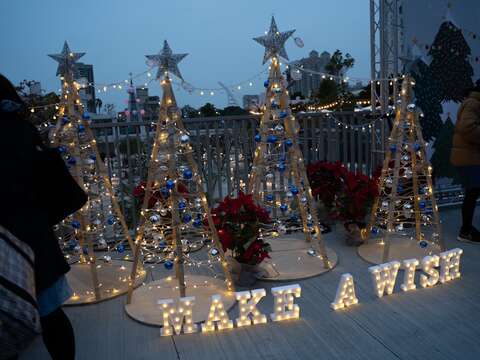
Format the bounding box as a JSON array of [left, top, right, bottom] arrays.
[[0, 74, 86, 359], [450, 80, 480, 243]]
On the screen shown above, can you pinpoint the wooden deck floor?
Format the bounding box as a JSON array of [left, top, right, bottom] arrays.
[[22, 208, 480, 360]]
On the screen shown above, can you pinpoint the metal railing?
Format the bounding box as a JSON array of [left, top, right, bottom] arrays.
[[90, 111, 385, 226]]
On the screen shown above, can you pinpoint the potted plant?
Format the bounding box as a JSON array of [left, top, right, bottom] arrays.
[[307, 161, 379, 246], [211, 191, 271, 286]]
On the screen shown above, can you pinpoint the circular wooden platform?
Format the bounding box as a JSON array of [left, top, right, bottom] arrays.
[[357, 236, 442, 265], [256, 235, 338, 281], [65, 259, 146, 306], [125, 275, 236, 326]]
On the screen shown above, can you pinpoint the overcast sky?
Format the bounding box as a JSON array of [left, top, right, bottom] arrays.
[[0, 0, 370, 109]]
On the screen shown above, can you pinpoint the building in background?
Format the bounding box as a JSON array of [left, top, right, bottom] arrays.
[[136, 86, 159, 122], [74, 62, 96, 113], [28, 81, 42, 96], [242, 94, 260, 110], [289, 50, 331, 98]]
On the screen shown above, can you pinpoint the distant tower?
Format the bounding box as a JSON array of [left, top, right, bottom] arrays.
[[218, 81, 239, 107], [126, 73, 143, 123]]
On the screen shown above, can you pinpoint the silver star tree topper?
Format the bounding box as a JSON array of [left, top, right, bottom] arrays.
[[146, 40, 188, 81], [48, 41, 85, 77], [253, 16, 295, 64]]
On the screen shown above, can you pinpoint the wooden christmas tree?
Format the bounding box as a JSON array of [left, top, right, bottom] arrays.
[[359, 75, 445, 264], [48, 41, 143, 304], [248, 17, 336, 280], [125, 41, 235, 326]]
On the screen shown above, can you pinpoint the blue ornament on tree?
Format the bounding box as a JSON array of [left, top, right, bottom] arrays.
[[278, 163, 286, 172], [178, 201, 187, 210], [280, 204, 288, 212], [180, 134, 190, 144], [78, 124, 85, 133], [166, 179, 175, 189], [82, 112, 90, 120], [371, 227, 379, 235], [71, 220, 81, 229], [89, 154, 96, 161], [254, 134, 262, 142], [159, 239, 167, 249], [61, 116, 70, 125], [264, 80, 269, 88], [107, 216, 115, 225], [414, 143, 421, 152], [164, 260, 174, 270], [183, 214, 192, 223], [265, 194, 274, 202], [82, 247, 89, 255], [419, 240, 428, 248], [193, 218, 202, 227], [279, 111, 288, 118], [419, 201, 426, 209], [267, 134, 277, 143], [290, 185, 299, 195], [183, 169, 193, 179], [390, 144, 397, 153], [116, 244, 125, 253], [160, 188, 170, 198], [285, 139, 293, 147]]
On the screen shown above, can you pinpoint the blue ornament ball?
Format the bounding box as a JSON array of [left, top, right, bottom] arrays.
[[82, 247, 89, 255], [290, 186, 299, 195], [279, 111, 288, 118], [178, 201, 187, 210], [116, 244, 125, 253], [419, 201, 426, 209], [89, 154, 96, 161], [166, 179, 175, 189], [107, 216, 115, 225], [183, 169, 193, 179], [285, 139, 293, 147], [193, 218, 202, 227], [57, 145, 67, 154], [82, 112, 90, 120], [419, 240, 428, 248], [164, 260, 174, 270], [183, 214, 192, 223], [78, 124, 85, 133], [265, 194, 274, 202], [267, 134, 277, 143], [161, 188, 170, 198], [254, 134, 262, 142], [371, 227, 379, 235], [390, 144, 397, 153], [414, 143, 421, 152], [278, 163, 286, 172], [71, 220, 81, 229], [61, 116, 70, 125], [159, 240, 167, 249], [263, 80, 269, 88], [280, 204, 288, 212]]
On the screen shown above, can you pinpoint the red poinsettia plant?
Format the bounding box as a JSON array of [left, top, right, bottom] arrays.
[[307, 161, 379, 224], [212, 192, 271, 265], [133, 181, 189, 209]]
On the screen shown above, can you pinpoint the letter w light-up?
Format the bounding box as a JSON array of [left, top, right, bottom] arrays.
[[368, 261, 401, 298]]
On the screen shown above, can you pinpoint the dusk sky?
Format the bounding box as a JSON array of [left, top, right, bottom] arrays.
[[0, 0, 370, 110]]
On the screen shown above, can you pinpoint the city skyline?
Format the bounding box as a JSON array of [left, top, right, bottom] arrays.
[[0, 0, 370, 109]]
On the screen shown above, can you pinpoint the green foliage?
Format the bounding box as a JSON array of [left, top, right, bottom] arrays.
[[325, 49, 355, 77], [219, 106, 248, 116], [313, 79, 338, 105], [199, 102, 218, 117]]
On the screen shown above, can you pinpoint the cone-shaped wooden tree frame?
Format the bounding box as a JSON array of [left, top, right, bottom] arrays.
[[125, 73, 235, 326], [50, 59, 144, 305], [248, 56, 337, 280], [358, 76, 445, 264]]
